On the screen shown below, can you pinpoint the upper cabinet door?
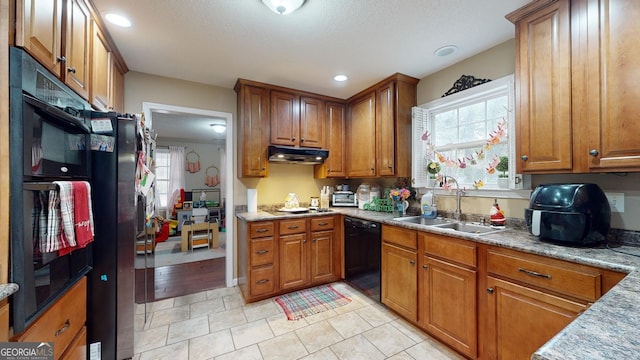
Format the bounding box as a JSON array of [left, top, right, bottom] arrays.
[[64, 0, 91, 99], [512, 1, 573, 173], [347, 92, 377, 177], [237, 84, 269, 177], [91, 23, 111, 111], [299, 96, 324, 148], [316, 102, 346, 178], [17, 0, 64, 77], [270, 90, 299, 147], [582, 0, 640, 171], [376, 81, 396, 176]]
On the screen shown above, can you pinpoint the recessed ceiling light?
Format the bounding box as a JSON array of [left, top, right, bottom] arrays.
[[261, 0, 306, 15], [210, 124, 226, 133], [334, 75, 348, 82], [434, 45, 458, 57], [104, 13, 132, 28]]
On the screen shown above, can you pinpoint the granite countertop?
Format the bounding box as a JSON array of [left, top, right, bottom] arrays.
[[0, 283, 19, 302], [237, 208, 640, 359]]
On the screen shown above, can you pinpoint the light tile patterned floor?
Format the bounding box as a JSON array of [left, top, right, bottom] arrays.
[[133, 282, 465, 360]]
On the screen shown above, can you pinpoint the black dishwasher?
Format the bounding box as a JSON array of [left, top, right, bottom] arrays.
[[344, 217, 381, 302]]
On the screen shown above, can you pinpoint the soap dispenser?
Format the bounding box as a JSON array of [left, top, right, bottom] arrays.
[[421, 191, 437, 219]]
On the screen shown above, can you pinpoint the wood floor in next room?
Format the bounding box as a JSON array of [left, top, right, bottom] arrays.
[[136, 257, 225, 303]]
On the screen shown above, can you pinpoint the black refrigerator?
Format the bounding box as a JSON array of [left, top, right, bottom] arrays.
[[87, 114, 138, 360]]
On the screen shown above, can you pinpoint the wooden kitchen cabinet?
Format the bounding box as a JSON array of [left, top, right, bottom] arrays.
[[279, 218, 308, 290], [235, 81, 270, 177], [16, 0, 126, 105], [238, 220, 277, 300], [270, 91, 324, 148], [481, 245, 625, 360], [310, 216, 338, 284], [314, 101, 346, 178], [419, 233, 477, 359], [381, 225, 418, 322], [346, 73, 418, 178], [16, 277, 87, 360], [508, 0, 640, 174]]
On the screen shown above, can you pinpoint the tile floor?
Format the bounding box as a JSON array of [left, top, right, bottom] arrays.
[[133, 282, 465, 360]]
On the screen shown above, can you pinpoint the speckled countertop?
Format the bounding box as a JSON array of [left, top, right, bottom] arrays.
[[237, 208, 640, 360], [0, 283, 19, 301]]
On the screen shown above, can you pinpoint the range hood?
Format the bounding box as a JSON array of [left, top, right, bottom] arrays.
[[268, 145, 329, 165]]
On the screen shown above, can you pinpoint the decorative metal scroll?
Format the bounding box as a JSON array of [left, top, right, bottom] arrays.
[[442, 75, 492, 97]]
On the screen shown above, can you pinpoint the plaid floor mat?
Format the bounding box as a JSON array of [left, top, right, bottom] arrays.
[[274, 284, 351, 321]]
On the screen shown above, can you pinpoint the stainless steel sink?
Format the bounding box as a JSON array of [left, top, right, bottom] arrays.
[[432, 222, 503, 234], [392, 216, 453, 226], [393, 216, 504, 235]]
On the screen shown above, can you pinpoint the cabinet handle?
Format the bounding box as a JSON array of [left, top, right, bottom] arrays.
[[256, 249, 269, 254], [520, 155, 529, 161], [312, 238, 317, 242], [256, 279, 269, 284], [288, 225, 299, 229], [589, 149, 599, 157], [301, 138, 305, 142], [56, 56, 66, 63], [409, 260, 416, 265], [370, 168, 375, 172], [518, 267, 552, 279], [256, 228, 269, 233], [487, 287, 494, 294], [303, 239, 307, 243], [55, 319, 70, 336], [292, 137, 296, 141], [318, 222, 329, 226], [67, 67, 76, 74], [422, 264, 428, 269]]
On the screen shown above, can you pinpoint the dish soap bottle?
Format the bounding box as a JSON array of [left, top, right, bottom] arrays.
[[490, 198, 506, 227], [421, 191, 437, 219]]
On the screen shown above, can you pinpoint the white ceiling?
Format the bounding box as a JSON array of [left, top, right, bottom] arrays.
[[92, 0, 529, 141]]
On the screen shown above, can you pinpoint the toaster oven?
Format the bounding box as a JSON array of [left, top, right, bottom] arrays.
[[332, 191, 358, 207]]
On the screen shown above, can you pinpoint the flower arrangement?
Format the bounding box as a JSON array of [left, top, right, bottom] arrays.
[[391, 177, 417, 200], [389, 188, 411, 201]]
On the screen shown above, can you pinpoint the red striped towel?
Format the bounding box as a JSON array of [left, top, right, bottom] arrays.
[[44, 187, 72, 252], [59, 181, 94, 255]]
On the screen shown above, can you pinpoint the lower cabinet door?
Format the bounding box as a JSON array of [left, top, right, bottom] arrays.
[[485, 276, 587, 360], [310, 230, 336, 284], [280, 233, 309, 290], [381, 243, 417, 321], [420, 256, 477, 358]]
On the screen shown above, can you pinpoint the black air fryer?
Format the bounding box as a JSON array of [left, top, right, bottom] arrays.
[[524, 183, 611, 246]]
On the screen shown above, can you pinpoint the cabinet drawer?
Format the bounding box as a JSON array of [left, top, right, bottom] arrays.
[[250, 266, 277, 297], [487, 248, 602, 302], [250, 237, 275, 266], [18, 277, 86, 360], [60, 326, 86, 360], [279, 219, 307, 235], [310, 216, 335, 231], [421, 233, 476, 268], [382, 225, 417, 250], [250, 221, 275, 238]]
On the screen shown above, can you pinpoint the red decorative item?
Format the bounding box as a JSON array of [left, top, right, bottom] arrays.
[[490, 198, 506, 226]]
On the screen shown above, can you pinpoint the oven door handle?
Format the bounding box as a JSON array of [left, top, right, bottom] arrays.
[[24, 94, 91, 134]]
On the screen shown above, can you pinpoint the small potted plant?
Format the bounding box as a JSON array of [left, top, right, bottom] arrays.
[[426, 161, 441, 187], [496, 156, 509, 188]]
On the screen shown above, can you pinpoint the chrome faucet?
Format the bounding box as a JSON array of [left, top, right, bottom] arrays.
[[445, 176, 465, 221]]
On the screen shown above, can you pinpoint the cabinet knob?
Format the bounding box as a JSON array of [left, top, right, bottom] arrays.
[[589, 149, 599, 157], [301, 138, 305, 142], [409, 260, 416, 265], [67, 67, 76, 74], [521, 155, 529, 161], [487, 287, 494, 294], [56, 56, 66, 63], [388, 165, 393, 169], [292, 137, 296, 141], [312, 238, 317, 242], [303, 239, 307, 243], [422, 264, 428, 269], [370, 168, 375, 172]]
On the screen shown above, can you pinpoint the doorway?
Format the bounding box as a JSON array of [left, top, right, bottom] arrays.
[[140, 102, 234, 296]]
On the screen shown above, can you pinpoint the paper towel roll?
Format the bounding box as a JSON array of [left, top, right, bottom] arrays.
[[247, 189, 258, 213]]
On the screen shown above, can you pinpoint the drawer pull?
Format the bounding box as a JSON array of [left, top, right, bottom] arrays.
[[409, 260, 416, 265], [487, 287, 494, 294], [256, 228, 269, 233], [256, 279, 269, 284], [288, 225, 300, 229], [318, 222, 329, 226], [55, 319, 70, 336], [518, 267, 552, 279], [256, 249, 269, 255]]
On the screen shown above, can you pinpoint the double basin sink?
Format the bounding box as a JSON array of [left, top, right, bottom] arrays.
[[393, 216, 505, 235]]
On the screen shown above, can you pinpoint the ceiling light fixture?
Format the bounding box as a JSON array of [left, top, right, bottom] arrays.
[[104, 13, 132, 28], [334, 74, 348, 82], [261, 0, 306, 15], [434, 45, 458, 57], [210, 124, 226, 133]]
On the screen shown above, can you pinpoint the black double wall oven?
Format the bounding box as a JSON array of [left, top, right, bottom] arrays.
[[9, 47, 93, 333]]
